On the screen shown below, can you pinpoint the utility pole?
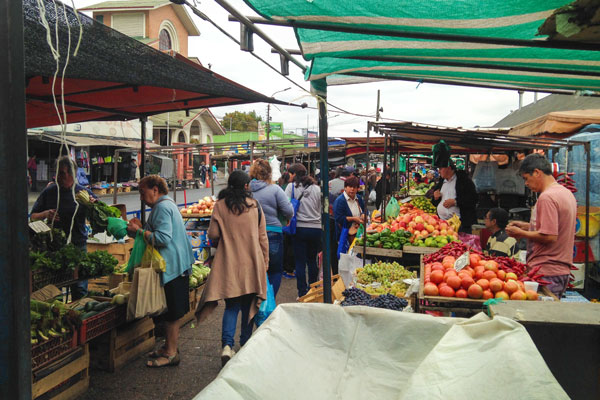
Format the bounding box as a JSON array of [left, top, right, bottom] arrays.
[[266, 103, 271, 145]]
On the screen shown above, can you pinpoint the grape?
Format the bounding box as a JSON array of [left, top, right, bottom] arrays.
[[341, 288, 408, 311]]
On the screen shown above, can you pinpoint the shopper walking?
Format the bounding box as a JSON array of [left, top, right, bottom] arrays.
[[284, 163, 322, 298], [250, 159, 294, 297], [195, 171, 268, 366], [212, 161, 218, 183], [199, 161, 207, 185], [28, 154, 37, 191], [126, 175, 194, 368]]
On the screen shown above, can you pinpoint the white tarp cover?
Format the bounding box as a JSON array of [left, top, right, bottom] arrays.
[[195, 303, 568, 400]]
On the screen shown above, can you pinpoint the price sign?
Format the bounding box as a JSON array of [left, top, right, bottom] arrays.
[[400, 197, 412, 204], [29, 220, 51, 233], [454, 251, 470, 272]]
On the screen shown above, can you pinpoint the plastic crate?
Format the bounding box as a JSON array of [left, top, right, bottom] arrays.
[[31, 332, 78, 371], [31, 268, 77, 292], [79, 305, 127, 344]]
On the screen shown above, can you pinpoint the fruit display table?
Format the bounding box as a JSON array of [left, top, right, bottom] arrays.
[[488, 301, 600, 400]]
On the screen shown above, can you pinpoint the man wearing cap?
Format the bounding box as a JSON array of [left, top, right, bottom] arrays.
[[431, 162, 478, 233]]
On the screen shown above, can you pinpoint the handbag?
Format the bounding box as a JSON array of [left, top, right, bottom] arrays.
[[141, 234, 166, 273], [282, 185, 304, 235], [126, 265, 168, 321], [255, 274, 276, 327]]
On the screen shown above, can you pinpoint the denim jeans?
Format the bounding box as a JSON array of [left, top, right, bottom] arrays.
[[292, 227, 322, 297], [267, 231, 283, 297], [222, 294, 254, 348]]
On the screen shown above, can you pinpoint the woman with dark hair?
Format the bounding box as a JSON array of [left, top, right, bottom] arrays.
[[333, 176, 365, 247], [195, 171, 268, 366], [249, 159, 294, 296], [126, 175, 194, 368], [284, 163, 322, 298]]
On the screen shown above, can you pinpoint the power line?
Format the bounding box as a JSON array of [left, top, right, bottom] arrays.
[[184, 1, 406, 124]]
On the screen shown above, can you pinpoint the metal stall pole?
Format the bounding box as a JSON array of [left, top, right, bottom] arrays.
[[314, 81, 332, 303], [250, 141, 255, 163], [112, 150, 120, 205], [140, 117, 147, 223], [210, 154, 215, 197], [585, 142, 591, 292], [307, 151, 311, 175], [382, 133, 388, 221], [172, 153, 177, 203], [362, 124, 370, 267], [1, 0, 30, 395], [281, 149, 285, 173]]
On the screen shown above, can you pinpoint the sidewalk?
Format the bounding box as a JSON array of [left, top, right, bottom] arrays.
[[80, 276, 299, 400]]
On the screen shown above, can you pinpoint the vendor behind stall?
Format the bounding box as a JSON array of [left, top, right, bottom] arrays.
[[506, 154, 577, 298], [30, 156, 97, 299], [429, 141, 477, 233], [484, 208, 518, 258]]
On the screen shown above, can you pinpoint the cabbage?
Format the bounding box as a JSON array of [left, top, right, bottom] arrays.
[[189, 276, 198, 288]]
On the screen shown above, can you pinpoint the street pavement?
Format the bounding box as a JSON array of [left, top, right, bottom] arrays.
[[79, 276, 299, 400]]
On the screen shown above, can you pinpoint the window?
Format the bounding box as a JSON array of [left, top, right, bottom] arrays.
[[112, 13, 145, 37], [95, 15, 104, 24], [178, 132, 186, 143], [158, 20, 179, 52], [159, 29, 172, 51]]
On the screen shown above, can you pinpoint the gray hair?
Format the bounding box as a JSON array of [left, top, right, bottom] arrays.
[[519, 153, 552, 175], [57, 156, 77, 176]]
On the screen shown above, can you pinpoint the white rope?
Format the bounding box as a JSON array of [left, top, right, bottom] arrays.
[[35, 0, 83, 244]]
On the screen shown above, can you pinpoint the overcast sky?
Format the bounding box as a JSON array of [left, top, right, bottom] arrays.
[[73, 0, 546, 137]]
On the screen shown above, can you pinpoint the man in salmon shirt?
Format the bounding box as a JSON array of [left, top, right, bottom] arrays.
[[506, 154, 576, 298]]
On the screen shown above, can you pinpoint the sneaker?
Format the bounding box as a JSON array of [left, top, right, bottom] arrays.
[[283, 271, 296, 279], [221, 345, 235, 367]]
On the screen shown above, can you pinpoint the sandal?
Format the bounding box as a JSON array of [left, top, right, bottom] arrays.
[[148, 347, 179, 358], [146, 352, 180, 368]]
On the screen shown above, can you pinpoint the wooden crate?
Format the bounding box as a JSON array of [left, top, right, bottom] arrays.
[[355, 246, 403, 258], [32, 344, 89, 400], [180, 284, 205, 325], [122, 186, 131, 193], [298, 274, 346, 303], [87, 240, 134, 265], [107, 188, 114, 195], [403, 245, 440, 255], [92, 188, 106, 196], [93, 316, 155, 372], [417, 262, 485, 315]]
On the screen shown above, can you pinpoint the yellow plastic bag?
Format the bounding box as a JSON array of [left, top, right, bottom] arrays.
[[141, 235, 166, 273]]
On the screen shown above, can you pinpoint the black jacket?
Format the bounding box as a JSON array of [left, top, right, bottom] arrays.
[[431, 170, 478, 230]]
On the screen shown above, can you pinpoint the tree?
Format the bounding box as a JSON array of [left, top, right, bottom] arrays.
[[221, 111, 262, 131]]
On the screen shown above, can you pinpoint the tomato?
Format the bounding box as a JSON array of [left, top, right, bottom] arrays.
[[439, 285, 455, 298]]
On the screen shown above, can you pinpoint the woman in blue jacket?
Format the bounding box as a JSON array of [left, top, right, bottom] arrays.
[[127, 175, 194, 368], [333, 176, 365, 252]]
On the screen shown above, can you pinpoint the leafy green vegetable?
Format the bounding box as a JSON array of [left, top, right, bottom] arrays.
[[76, 191, 121, 235]]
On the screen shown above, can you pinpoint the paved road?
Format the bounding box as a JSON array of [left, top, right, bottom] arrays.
[[28, 183, 227, 214], [80, 276, 300, 400]]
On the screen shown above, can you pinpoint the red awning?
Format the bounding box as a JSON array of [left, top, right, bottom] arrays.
[[24, 0, 287, 128]]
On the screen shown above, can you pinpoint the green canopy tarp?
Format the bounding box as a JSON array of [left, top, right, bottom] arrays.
[[244, 0, 600, 93]]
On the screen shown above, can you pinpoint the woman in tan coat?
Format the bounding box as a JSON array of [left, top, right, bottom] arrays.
[[195, 170, 268, 366]]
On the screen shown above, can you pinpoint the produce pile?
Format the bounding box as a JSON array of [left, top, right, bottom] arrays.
[[73, 298, 123, 320], [367, 204, 460, 248], [30, 230, 118, 278], [422, 242, 546, 300], [341, 288, 408, 311], [355, 261, 416, 297], [189, 263, 211, 288], [76, 191, 122, 235], [181, 196, 215, 215], [407, 181, 434, 196], [30, 299, 81, 344], [356, 228, 411, 249], [410, 196, 436, 213]]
